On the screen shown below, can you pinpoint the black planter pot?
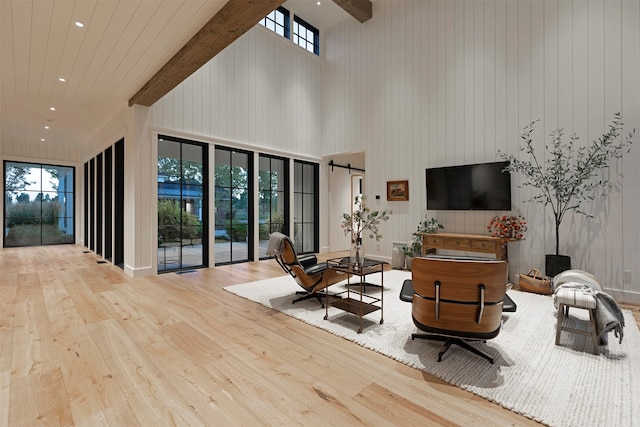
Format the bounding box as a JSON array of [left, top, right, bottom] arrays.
[[545, 254, 571, 278]]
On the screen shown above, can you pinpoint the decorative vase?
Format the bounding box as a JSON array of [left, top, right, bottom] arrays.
[[351, 236, 363, 266], [392, 247, 405, 269]]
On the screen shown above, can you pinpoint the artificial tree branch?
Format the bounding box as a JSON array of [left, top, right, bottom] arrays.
[[499, 112, 635, 256]]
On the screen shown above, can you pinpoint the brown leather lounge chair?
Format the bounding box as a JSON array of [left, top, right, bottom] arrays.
[[267, 232, 347, 307], [406, 256, 508, 364]]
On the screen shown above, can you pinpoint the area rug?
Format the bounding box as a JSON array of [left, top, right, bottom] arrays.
[[224, 270, 640, 427]]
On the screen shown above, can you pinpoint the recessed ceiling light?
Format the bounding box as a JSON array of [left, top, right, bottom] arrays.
[[58, 77, 66, 82], [44, 125, 50, 129], [74, 21, 84, 28], [41, 138, 46, 142], [50, 107, 56, 111], [317, 1, 321, 4]]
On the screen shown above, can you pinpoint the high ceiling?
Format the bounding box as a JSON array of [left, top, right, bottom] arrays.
[[0, 0, 354, 156]]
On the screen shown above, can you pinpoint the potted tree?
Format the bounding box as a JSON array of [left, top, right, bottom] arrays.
[[499, 112, 635, 276]]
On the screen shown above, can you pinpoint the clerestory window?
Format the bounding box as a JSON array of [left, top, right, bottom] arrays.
[[293, 16, 319, 55], [259, 7, 320, 56], [259, 6, 290, 38]]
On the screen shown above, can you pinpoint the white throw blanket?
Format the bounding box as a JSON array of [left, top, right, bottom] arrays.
[[553, 270, 625, 344]]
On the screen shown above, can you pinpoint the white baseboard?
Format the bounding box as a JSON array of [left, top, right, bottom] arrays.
[[604, 287, 640, 306], [124, 264, 155, 278]]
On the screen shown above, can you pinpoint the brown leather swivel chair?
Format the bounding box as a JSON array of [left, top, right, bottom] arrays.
[[410, 256, 508, 364], [267, 232, 347, 307]]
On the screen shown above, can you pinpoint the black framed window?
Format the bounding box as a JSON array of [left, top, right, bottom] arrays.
[[89, 158, 95, 251], [84, 161, 89, 248], [293, 16, 319, 55], [258, 154, 288, 259], [4, 161, 75, 247], [157, 136, 208, 272], [259, 6, 290, 38], [104, 147, 113, 261], [214, 147, 253, 265], [293, 160, 318, 254], [96, 152, 103, 255], [114, 139, 125, 268]]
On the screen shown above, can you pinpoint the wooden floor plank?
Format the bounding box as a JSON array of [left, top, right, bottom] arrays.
[[202, 353, 331, 426], [145, 339, 267, 426], [0, 285, 16, 374], [87, 319, 207, 426], [63, 280, 113, 324], [9, 367, 74, 426], [1, 245, 636, 425], [159, 320, 226, 365], [0, 370, 10, 427], [42, 278, 126, 421], [353, 383, 458, 427], [11, 282, 59, 379], [73, 400, 141, 427]]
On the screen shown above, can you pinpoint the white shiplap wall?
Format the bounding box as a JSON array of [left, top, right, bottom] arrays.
[[150, 26, 324, 160], [322, 0, 640, 301], [149, 25, 330, 265], [130, 0, 639, 300]]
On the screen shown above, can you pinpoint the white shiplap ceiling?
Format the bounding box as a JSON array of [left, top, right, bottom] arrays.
[[0, 0, 351, 156]]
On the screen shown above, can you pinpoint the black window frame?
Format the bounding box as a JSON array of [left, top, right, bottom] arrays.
[[258, 154, 290, 260], [293, 160, 319, 254], [293, 15, 320, 55], [3, 160, 76, 248], [214, 145, 255, 266], [157, 134, 209, 273], [259, 6, 290, 39]]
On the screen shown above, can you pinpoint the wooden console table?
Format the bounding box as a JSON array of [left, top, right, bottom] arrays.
[[417, 232, 507, 260]]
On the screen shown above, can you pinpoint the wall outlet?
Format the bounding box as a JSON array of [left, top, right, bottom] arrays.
[[623, 270, 631, 283]]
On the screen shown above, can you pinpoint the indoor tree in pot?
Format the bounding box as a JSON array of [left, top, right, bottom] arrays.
[[499, 112, 635, 277]]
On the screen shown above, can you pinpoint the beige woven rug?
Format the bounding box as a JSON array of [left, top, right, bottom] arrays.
[[224, 270, 639, 427]]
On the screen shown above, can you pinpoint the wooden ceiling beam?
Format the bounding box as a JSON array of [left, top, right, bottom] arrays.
[[129, 0, 285, 107], [331, 0, 372, 23]]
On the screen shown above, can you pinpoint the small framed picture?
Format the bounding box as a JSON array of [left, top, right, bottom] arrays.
[[387, 180, 409, 201]]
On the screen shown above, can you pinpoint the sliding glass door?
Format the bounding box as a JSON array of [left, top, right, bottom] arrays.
[[258, 155, 288, 259], [294, 160, 318, 254], [215, 147, 253, 265], [157, 136, 207, 272], [4, 161, 75, 247]]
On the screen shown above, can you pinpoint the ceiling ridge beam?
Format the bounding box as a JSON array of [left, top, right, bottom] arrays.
[[129, 0, 284, 107], [331, 0, 372, 23]]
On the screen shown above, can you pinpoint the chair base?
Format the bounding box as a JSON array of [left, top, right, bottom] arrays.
[[412, 334, 494, 364], [293, 291, 341, 308], [293, 291, 325, 307]]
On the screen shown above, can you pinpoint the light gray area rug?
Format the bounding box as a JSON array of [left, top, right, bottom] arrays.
[[224, 270, 639, 427]]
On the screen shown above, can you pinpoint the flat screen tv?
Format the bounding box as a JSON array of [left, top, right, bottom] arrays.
[[426, 161, 511, 210]]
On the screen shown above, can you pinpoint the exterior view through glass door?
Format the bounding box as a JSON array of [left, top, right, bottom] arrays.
[[293, 160, 318, 254], [157, 137, 207, 272], [215, 147, 253, 265], [4, 161, 75, 247], [258, 154, 288, 259]]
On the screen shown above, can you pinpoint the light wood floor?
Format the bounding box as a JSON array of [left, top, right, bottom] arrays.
[[1, 245, 638, 426]]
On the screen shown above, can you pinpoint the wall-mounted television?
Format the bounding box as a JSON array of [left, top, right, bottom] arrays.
[[426, 161, 512, 211]]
